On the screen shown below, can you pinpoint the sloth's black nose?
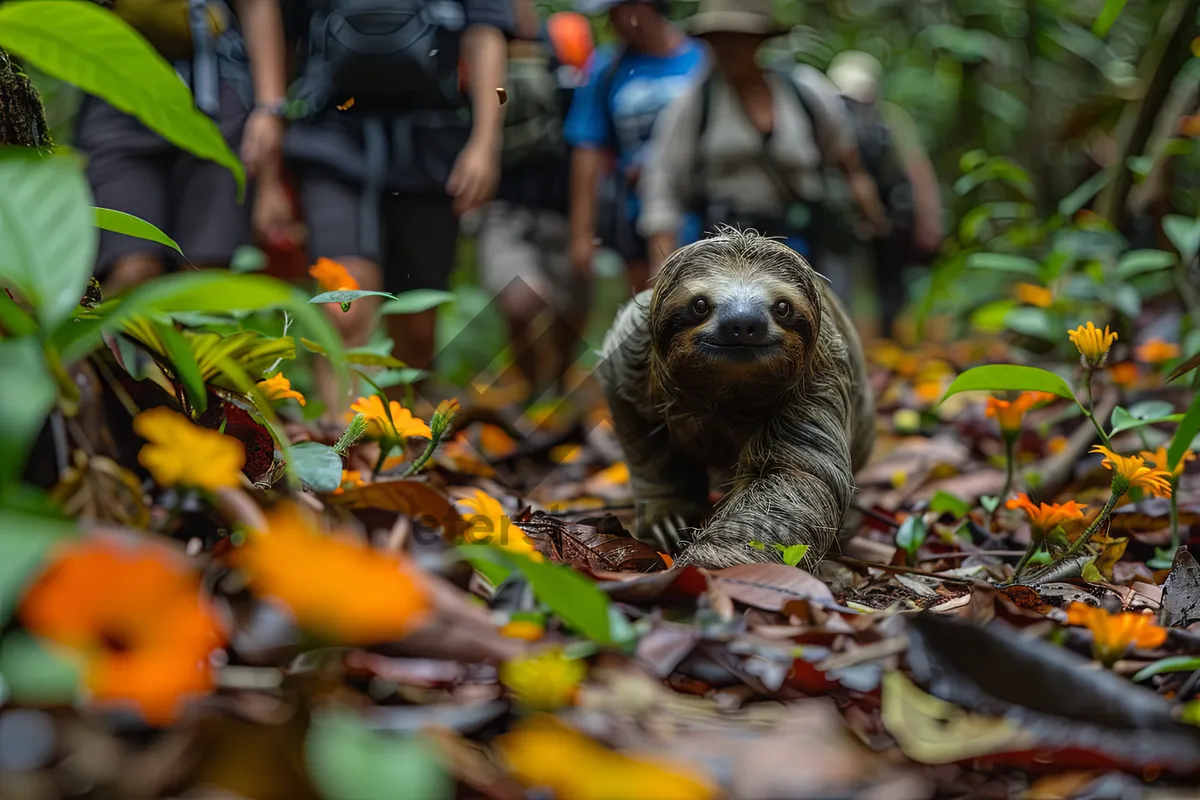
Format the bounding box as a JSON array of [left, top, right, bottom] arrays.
[[715, 308, 768, 346]]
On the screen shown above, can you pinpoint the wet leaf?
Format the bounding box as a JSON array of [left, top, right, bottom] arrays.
[[328, 479, 459, 534], [1162, 547, 1200, 628], [709, 563, 834, 612]]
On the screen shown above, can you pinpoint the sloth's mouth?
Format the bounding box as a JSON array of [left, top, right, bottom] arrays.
[[698, 340, 782, 362]]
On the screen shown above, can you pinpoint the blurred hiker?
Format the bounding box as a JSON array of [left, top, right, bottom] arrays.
[[478, 5, 594, 402], [283, 0, 512, 416], [828, 50, 943, 338], [77, 0, 289, 294], [565, 0, 707, 294], [636, 0, 889, 304]]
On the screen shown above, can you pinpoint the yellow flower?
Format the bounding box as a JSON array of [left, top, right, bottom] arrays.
[[1065, 602, 1166, 666], [1005, 493, 1087, 535], [500, 647, 587, 711], [350, 395, 432, 442], [133, 407, 245, 491], [1140, 447, 1195, 479], [1090, 445, 1174, 498], [1014, 282, 1052, 308], [331, 469, 366, 496], [1135, 339, 1180, 364], [456, 488, 542, 561], [496, 715, 719, 800], [308, 257, 359, 293], [230, 503, 431, 644], [500, 620, 545, 641], [256, 373, 306, 406], [1068, 322, 1117, 367]]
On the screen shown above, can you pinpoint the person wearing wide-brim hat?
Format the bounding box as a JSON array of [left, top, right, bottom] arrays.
[[637, 0, 890, 301]]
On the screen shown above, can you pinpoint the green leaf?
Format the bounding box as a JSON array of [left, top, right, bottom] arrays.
[[287, 442, 344, 493], [310, 290, 396, 305], [781, 543, 809, 567], [966, 252, 1041, 276], [1092, 0, 1129, 38], [1163, 215, 1200, 265], [1109, 403, 1183, 435], [0, 631, 80, 704], [0, 337, 59, 491], [0, 148, 95, 330], [457, 545, 619, 645], [747, 540, 767, 551], [0, 0, 243, 192], [941, 365, 1076, 403], [929, 490, 971, 518], [372, 368, 427, 387], [305, 710, 453, 800], [229, 245, 267, 273], [152, 320, 208, 415], [1058, 168, 1113, 216], [1132, 655, 1200, 683], [896, 516, 928, 563], [1115, 249, 1175, 280], [93, 207, 182, 257], [379, 290, 456, 315], [1169, 393, 1200, 471], [1081, 560, 1104, 582], [0, 509, 75, 627]]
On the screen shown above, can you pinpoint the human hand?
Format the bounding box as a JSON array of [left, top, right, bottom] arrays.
[[569, 233, 595, 278], [240, 107, 285, 179], [253, 176, 297, 248], [446, 137, 500, 216]]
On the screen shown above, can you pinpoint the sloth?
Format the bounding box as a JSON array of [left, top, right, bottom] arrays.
[[596, 228, 875, 570]]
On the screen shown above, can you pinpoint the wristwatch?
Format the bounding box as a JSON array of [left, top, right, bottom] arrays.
[[254, 99, 289, 119]]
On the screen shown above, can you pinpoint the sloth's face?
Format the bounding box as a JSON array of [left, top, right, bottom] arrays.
[[649, 235, 822, 398]]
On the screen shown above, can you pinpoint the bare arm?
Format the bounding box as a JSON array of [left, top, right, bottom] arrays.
[[462, 25, 507, 152], [569, 146, 605, 273], [638, 88, 698, 276], [839, 146, 890, 235], [235, 0, 288, 177]]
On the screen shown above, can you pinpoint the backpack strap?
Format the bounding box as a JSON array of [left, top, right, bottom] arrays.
[[188, 0, 221, 117]]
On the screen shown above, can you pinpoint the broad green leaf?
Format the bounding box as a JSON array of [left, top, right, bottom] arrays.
[[941, 365, 1076, 403], [929, 491, 971, 518], [229, 245, 267, 273], [966, 252, 1041, 276], [0, 631, 80, 704], [896, 516, 927, 563], [1163, 215, 1200, 265], [0, 509, 75, 627], [1109, 402, 1183, 435], [302, 338, 407, 368], [1004, 307, 1055, 340], [310, 290, 396, 305], [0, 148, 95, 330], [0, 337, 58, 491], [373, 368, 428, 387], [1132, 655, 1200, 683], [287, 442, 343, 493], [1116, 249, 1176, 279], [305, 710, 452, 800], [0, 0, 244, 191], [1107, 283, 1141, 319], [457, 545, 620, 645], [93, 207, 182, 256], [781, 543, 809, 567], [152, 320, 208, 414], [1058, 168, 1113, 216], [970, 299, 1018, 333], [1169, 393, 1200, 471], [1092, 0, 1129, 37], [379, 290, 456, 316]]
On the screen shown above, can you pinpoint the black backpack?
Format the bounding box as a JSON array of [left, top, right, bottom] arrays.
[[291, 0, 468, 116], [841, 96, 913, 229]]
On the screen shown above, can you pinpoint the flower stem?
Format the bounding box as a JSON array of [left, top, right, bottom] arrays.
[[1012, 535, 1043, 581], [1001, 434, 1016, 504], [1063, 490, 1124, 559], [1169, 484, 1181, 554], [372, 444, 391, 478], [1080, 367, 1113, 448]]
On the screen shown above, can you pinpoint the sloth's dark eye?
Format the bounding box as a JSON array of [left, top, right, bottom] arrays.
[[773, 300, 792, 319], [691, 297, 710, 317]]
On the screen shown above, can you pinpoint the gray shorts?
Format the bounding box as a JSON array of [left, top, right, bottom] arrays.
[[75, 82, 250, 274], [477, 200, 588, 317]]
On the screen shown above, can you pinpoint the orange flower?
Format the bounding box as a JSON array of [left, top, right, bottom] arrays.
[[1135, 339, 1180, 364], [349, 395, 432, 442], [1139, 447, 1196, 479], [1065, 602, 1167, 666], [1005, 493, 1087, 534], [913, 380, 945, 406], [1180, 115, 1200, 138], [1109, 362, 1139, 386], [309, 257, 359, 293], [230, 504, 431, 644], [1068, 322, 1117, 366], [256, 373, 306, 406], [18, 535, 226, 726], [496, 715, 719, 800], [1014, 282, 1052, 308], [500, 620, 545, 641], [985, 393, 1039, 434], [331, 469, 366, 496], [1090, 445, 1174, 498], [1047, 435, 1069, 456], [133, 407, 245, 491], [456, 488, 542, 561]]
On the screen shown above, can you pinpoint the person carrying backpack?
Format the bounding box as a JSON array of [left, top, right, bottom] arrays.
[[281, 0, 514, 413], [635, 0, 889, 304], [477, 5, 594, 402], [76, 0, 289, 294], [827, 50, 943, 338], [565, 0, 707, 294]]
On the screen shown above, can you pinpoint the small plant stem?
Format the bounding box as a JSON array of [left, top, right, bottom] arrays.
[[401, 437, 439, 477], [372, 444, 392, 478], [1169, 485, 1181, 554], [1080, 367, 1113, 448], [1012, 533, 1045, 581], [1063, 490, 1124, 558], [1001, 434, 1016, 502]]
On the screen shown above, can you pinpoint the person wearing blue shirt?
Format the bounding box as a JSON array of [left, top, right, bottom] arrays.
[[565, 0, 707, 292]]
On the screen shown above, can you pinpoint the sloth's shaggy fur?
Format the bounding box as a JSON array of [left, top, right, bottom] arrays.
[[597, 228, 874, 569]]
